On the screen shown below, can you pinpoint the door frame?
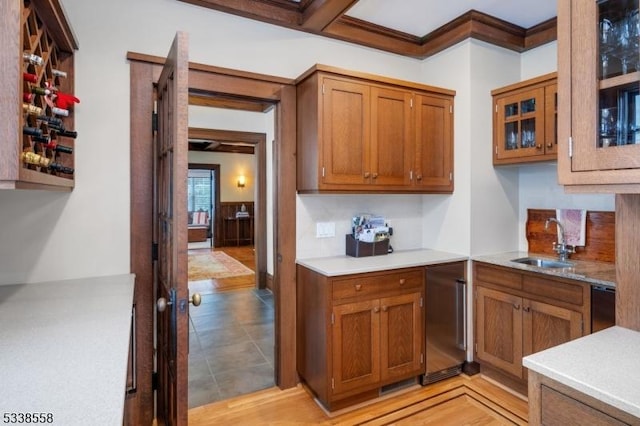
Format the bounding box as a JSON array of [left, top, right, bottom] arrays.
[[126, 52, 297, 424]]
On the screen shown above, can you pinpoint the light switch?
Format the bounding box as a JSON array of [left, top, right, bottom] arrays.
[[316, 222, 336, 238]]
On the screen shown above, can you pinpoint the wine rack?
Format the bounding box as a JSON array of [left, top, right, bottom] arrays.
[[0, 0, 78, 191]]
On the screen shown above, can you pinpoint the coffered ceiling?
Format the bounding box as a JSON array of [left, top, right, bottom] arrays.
[[177, 0, 558, 59]]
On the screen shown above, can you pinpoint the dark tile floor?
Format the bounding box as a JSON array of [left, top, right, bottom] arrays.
[[188, 288, 275, 408]]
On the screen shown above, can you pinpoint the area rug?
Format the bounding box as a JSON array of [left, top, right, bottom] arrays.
[[188, 251, 254, 282]]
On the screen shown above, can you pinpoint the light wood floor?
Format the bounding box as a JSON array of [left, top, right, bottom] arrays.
[[189, 374, 529, 425]]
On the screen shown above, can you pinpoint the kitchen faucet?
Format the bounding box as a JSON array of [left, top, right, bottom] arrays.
[[545, 217, 575, 262]]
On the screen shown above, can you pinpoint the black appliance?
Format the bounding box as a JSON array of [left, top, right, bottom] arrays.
[[591, 285, 616, 332]]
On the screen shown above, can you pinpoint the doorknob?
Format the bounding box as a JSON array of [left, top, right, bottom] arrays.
[[157, 297, 171, 312], [190, 293, 202, 307]]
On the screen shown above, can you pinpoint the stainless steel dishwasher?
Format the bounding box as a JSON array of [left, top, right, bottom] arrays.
[[422, 262, 467, 385]]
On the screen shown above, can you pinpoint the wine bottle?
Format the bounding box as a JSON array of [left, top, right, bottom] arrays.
[[47, 121, 77, 139], [33, 139, 73, 154], [23, 52, 44, 66], [37, 115, 63, 127], [23, 103, 43, 115], [51, 107, 69, 117], [23, 73, 38, 83], [52, 69, 67, 78], [23, 126, 43, 137], [29, 86, 52, 96], [21, 152, 73, 174], [23, 93, 34, 103]]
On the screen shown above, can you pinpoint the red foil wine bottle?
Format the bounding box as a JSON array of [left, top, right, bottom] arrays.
[[33, 139, 73, 154], [23, 73, 38, 83]]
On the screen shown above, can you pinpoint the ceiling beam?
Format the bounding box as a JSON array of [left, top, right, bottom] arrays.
[[300, 0, 357, 32]]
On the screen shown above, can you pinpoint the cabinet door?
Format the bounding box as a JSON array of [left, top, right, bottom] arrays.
[[332, 299, 380, 395], [321, 77, 371, 185], [522, 299, 583, 359], [414, 94, 453, 191], [558, 0, 640, 184], [380, 292, 423, 382], [370, 87, 413, 187], [494, 88, 546, 161], [544, 83, 558, 155], [475, 286, 523, 378]]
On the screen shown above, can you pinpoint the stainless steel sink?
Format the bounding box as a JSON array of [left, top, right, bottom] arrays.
[[511, 257, 574, 269]]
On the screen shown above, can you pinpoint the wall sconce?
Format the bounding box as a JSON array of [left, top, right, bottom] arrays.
[[237, 175, 246, 188]]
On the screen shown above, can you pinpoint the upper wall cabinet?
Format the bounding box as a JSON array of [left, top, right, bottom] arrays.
[[0, 0, 78, 191], [296, 65, 455, 194], [557, 0, 640, 191], [492, 73, 557, 166]]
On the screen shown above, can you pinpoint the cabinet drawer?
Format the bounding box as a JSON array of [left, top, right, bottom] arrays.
[[523, 275, 583, 306], [475, 264, 522, 290], [332, 269, 423, 300], [541, 385, 626, 426]]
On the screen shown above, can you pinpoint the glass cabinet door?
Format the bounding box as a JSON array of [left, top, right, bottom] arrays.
[[570, 0, 640, 172], [495, 88, 545, 160]]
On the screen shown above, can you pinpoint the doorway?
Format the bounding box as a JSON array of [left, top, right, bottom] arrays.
[[187, 165, 217, 249], [127, 52, 297, 424]]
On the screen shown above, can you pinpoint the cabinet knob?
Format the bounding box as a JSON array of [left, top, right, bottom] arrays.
[[513, 304, 520, 310], [373, 307, 380, 313], [382, 306, 388, 312], [399, 278, 406, 285], [354, 284, 362, 291], [364, 172, 370, 178], [536, 144, 542, 150], [523, 306, 531, 312], [416, 174, 423, 181], [546, 143, 553, 149], [372, 172, 378, 179]]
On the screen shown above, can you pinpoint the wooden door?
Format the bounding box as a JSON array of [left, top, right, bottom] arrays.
[[380, 292, 423, 383], [332, 299, 380, 395], [321, 77, 371, 186], [370, 86, 412, 187], [155, 32, 189, 426], [414, 93, 453, 191], [475, 286, 523, 378], [522, 299, 583, 359], [494, 88, 545, 161]]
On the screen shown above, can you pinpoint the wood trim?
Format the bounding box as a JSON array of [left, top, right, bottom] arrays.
[[30, 0, 79, 52], [175, 1, 557, 59], [125, 60, 155, 426], [615, 194, 640, 332]]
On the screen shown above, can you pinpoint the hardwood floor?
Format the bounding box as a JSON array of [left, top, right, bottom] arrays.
[[188, 374, 529, 425]]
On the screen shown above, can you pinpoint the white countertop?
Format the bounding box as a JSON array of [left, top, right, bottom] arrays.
[[523, 326, 640, 418], [296, 248, 468, 276], [0, 274, 135, 426]]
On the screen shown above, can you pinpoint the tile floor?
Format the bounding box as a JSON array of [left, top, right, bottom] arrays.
[[188, 287, 275, 408]]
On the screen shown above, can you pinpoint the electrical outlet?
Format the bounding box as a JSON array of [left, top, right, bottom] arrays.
[[316, 222, 336, 238]]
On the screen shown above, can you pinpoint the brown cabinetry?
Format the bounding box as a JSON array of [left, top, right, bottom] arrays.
[[474, 263, 588, 381], [557, 0, 640, 189], [1, 0, 78, 191], [296, 65, 454, 193], [297, 265, 424, 410], [492, 73, 557, 165]]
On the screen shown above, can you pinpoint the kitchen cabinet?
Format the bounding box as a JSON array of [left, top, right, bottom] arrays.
[[474, 263, 588, 382], [557, 0, 640, 190], [1, 0, 78, 191], [297, 265, 424, 410], [296, 64, 455, 194], [492, 73, 557, 165]]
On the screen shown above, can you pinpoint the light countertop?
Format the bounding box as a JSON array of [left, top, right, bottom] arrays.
[[523, 326, 640, 419], [296, 248, 468, 276], [0, 274, 135, 426], [472, 251, 616, 288]]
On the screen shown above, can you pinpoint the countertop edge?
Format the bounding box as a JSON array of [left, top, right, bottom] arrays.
[[523, 326, 640, 419]]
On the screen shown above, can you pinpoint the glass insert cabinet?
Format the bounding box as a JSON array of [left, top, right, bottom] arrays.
[[492, 73, 557, 165], [558, 0, 640, 187]]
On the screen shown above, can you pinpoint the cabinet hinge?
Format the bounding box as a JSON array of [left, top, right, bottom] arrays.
[[568, 136, 573, 158], [475, 342, 478, 353], [152, 112, 158, 132], [410, 98, 413, 108], [419, 297, 423, 308], [331, 378, 335, 389], [581, 319, 584, 334], [449, 172, 453, 182], [450, 105, 452, 114], [421, 353, 424, 364], [322, 167, 325, 178], [152, 243, 159, 261], [495, 104, 498, 113], [322, 84, 325, 95], [331, 312, 335, 325], [495, 145, 498, 155]]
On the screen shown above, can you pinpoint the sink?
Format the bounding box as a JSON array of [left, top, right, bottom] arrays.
[[511, 257, 574, 269]]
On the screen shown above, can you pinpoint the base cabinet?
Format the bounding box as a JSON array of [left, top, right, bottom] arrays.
[[474, 263, 588, 382], [297, 265, 424, 410]]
